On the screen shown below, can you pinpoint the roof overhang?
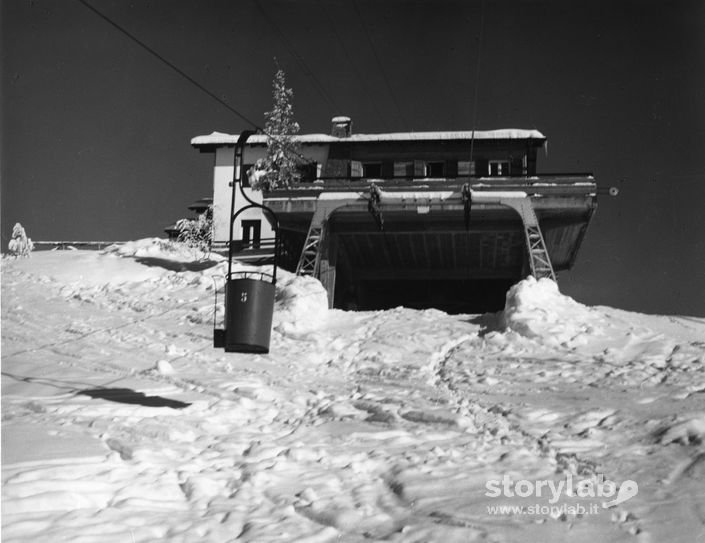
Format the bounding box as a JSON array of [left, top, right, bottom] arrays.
[[190, 129, 547, 150]]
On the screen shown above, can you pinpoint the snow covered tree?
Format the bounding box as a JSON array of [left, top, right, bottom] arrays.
[[253, 66, 302, 190], [8, 223, 34, 257]]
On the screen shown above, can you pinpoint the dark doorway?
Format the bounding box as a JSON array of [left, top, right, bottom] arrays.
[[362, 162, 383, 178], [241, 220, 262, 249], [241, 164, 254, 187], [425, 161, 445, 177], [344, 278, 515, 314]]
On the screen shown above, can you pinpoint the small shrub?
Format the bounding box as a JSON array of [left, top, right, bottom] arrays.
[[8, 223, 34, 257], [176, 206, 213, 257]]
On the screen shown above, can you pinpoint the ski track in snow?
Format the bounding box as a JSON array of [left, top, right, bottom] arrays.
[[2, 246, 705, 542]]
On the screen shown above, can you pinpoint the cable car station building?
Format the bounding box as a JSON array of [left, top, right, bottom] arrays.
[[192, 117, 597, 312]]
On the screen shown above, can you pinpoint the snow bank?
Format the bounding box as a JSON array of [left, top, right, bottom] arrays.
[[658, 413, 705, 445], [4, 246, 705, 543], [4, 250, 170, 287], [500, 276, 601, 347], [104, 238, 222, 264], [273, 271, 329, 335]]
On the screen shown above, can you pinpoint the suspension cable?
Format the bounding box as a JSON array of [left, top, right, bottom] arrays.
[[468, 0, 486, 166], [322, 3, 391, 131], [351, 0, 408, 131], [253, 0, 340, 113], [77, 0, 315, 165]]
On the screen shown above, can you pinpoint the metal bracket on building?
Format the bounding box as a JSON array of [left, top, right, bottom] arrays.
[[461, 183, 472, 231], [296, 208, 326, 277], [469, 190, 556, 282], [368, 183, 384, 231], [295, 202, 346, 277], [499, 197, 556, 282]]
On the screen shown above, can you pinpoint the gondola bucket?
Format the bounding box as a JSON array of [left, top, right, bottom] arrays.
[[222, 271, 275, 353], [213, 130, 279, 354]]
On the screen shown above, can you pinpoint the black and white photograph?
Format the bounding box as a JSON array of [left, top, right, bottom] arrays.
[[2, 0, 704, 541]]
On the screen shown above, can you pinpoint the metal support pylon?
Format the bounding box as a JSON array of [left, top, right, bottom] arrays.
[[524, 224, 555, 280], [484, 194, 555, 281], [514, 199, 556, 281], [295, 220, 324, 276], [296, 203, 334, 277]]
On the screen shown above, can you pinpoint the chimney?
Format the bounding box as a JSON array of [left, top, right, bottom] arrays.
[[331, 116, 352, 138]]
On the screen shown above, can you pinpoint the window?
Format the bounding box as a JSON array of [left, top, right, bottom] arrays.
[[394, 161, 414, 178], [425, 161, 445, 177], [362, 162, 383, 178], [241, 220, 261, 249], [297, 162, 318, 182], [489, 160, 510, 176], [414, 160, 425, 177], [241, 163, 254, 187], [458, 160, 475, 177], [350, 161, 363, 178]]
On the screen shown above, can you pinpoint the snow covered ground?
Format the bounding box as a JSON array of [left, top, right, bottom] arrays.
[[2, 239, 704, 542]]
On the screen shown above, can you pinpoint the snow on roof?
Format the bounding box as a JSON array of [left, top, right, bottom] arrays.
[[470, 190, 529, 201], [191, 128, 546, 147], [317, 190, 457, 202]]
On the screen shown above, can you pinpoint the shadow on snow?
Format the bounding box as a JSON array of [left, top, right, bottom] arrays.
[[78, 388, 191, 409]]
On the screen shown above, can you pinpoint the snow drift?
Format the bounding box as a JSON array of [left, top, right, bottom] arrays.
[[2, 243, 704, 543], [500, 275, 603, 347], [273, 271, 329, 335]]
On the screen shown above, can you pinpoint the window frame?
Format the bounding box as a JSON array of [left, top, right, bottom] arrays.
[[488, 160, 511, 177], [241, 163, 254, 187], [394, 161, 414, 178], [457, 160, 475, 177], [241, 219, 262, 249], [362, 162, 383, 179], [424, 161, 445, 178], [296, 161, 318, 183]]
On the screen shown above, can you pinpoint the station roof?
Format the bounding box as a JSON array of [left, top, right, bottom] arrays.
[[187, 197, 212, 211], [191, 129, 546, 148]]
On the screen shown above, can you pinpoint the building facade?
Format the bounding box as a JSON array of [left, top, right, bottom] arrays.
[[192, 117, 597, 312]]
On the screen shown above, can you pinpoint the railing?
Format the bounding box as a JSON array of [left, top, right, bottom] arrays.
[[265, 173, 596, 198], [217, 237, 277, 264], [33, 241, 125, 250], [306, 172, 594, 182], [227, 270, 274, 282], [227, 236, 277, 253]]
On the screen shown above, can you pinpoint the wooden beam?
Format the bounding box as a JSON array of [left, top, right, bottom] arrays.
[[421, 234, 431, 268], [450, 232, 458, 268], [392, 233, 406, 267], [319, 230, 337, 308], [354, 267, 521, 280], [319, 260, 336, 308], [409, 233, 421, 268]]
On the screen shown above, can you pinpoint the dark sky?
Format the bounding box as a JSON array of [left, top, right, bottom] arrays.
[[2, 0, 704, 316]]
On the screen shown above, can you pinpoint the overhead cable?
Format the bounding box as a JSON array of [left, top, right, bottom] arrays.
[[76, 0, 260, 128], [77, 0, 314, 165], [253, 0, 339, 113], [351, 0, 408, 130], [321, 3, 391, 130]]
